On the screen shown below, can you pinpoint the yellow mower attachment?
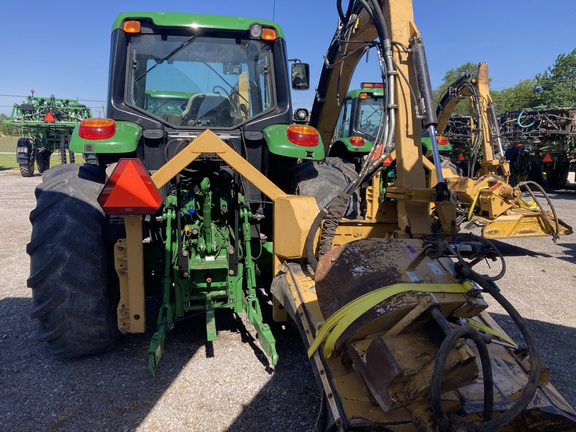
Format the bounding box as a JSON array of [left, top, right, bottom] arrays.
[[272, 236, 576, 430], [447, 174, 573, 240]]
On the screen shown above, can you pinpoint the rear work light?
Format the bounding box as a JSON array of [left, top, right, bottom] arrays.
[[249, 23, 278, 40], [79, 118, 116, 140], [287, 125, 319, 147]]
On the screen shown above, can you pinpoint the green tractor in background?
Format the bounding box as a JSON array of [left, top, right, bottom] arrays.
[[329, 82, 453, 164], [499, 107, 576, 188], [6, 91, 92, 177]]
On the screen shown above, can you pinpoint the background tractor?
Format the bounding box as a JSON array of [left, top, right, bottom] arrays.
[[498, 106, 576, 188], [27, 3, 576, 431], [6, 91, 93, 176]]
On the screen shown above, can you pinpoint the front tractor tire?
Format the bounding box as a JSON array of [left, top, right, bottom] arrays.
[[17, 137, 34, 177], [27, 164, 119, 357], [36, 149, 52, 174]]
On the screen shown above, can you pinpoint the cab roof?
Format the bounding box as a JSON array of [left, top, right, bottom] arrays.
[[112, 12, 285, 39], [346, 87, 385, 99]]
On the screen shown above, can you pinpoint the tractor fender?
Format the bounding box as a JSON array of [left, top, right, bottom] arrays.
[[262, 124, 324, 160], [69, 121, 142, 154]]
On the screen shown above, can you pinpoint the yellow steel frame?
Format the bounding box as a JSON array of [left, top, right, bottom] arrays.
[[117, 130, 294, 332]]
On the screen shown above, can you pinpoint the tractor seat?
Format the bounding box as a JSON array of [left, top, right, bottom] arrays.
[[180, 93, 233, 127]]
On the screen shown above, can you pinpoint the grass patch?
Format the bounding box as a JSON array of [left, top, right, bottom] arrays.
[[0, 153, 66, 171], [0, 136, 83, 171], [0, 135, 16, 152]]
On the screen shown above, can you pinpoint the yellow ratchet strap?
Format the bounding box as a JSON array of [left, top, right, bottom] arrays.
[[308, 282, 473, 359], [466, 317, 517, 347]]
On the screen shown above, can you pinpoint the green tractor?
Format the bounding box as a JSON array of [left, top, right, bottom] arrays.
[[329, 82, 453, 164], [27, 12, 321, 374], [7, 92, 93, 177]]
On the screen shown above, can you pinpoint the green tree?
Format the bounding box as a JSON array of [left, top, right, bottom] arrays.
[[0, 113, 19, 136], [491, 78, 542, 113], [535, 49, 576, 107]]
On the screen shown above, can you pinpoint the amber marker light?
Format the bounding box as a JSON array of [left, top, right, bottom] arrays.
[[261, 28, 278, 40], [123, 20, 141, 34], [79, 118, 116, 140], [287, 125, 319, 147]]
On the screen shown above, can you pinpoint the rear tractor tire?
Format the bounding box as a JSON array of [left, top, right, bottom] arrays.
[[27, 164, 119, 357], [287, 156, 360, 218]]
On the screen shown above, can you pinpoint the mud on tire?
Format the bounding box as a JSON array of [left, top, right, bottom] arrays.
[[27, 164, 119, 357]]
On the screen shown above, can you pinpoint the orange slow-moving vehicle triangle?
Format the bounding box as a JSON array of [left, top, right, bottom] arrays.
[[98, 159, 162, 215]]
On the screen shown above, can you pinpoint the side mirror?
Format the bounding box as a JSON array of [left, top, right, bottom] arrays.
[[291, 63, 310, 90]]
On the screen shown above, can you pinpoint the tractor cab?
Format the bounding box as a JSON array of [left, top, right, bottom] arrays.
[[71, 13, 322, 199]]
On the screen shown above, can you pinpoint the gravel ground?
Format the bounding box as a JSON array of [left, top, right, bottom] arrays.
[[1, 168, 575, 431]]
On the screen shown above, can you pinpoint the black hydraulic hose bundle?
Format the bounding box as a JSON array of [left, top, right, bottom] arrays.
[[430, 325, 494, 430], [431, 271, 543, 431], [517, 180, 562, 241], [305, 192, 351, 271], [436, 73, 485, 178], [307, 0, 393, 270]]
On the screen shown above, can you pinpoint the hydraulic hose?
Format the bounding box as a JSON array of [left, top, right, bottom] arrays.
[[305, 192, 351, 272], [517, 180, 561, 241], [305, 209, 327, 272], [430, 325, 494, 431], [307, 0, 395, 273], [436, 272, 543, 431], [517, 110, 535, 128]]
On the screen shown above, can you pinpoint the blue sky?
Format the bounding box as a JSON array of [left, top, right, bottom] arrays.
[[1, 0, 575, 116]]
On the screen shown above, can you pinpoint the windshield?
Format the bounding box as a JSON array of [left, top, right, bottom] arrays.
[[356, 97, 383, 138], [126, 34, 275, 128]]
